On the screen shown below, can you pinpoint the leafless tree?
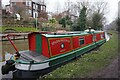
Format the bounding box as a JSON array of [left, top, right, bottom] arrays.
[[92, 1, 108, 14], [12, 5, 30, 21], [55, 1, 61, 14], [90, 1, 108, 29], [63, 0, 73, 15], [65, 1, 92, 17]]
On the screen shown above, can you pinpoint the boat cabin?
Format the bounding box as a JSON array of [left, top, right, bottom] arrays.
[[25, 31, 105, 61]]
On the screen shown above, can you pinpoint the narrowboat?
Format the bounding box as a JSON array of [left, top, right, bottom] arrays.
[[2, 30, 107, 78]]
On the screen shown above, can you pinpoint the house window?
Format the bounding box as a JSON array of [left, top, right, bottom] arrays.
[[33, 4, 36, 9], [26, 1, 31, 7], [26, 9, 32, 15], [42, 6, 45, 11], [33, 4, 38, 10], [33, 11, 38, 18], [28, 10, 31, 14], [36, 5, 38, 10], [79, 38, 84, 45]]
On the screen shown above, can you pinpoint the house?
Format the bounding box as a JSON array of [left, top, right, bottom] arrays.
[[6, 0, 46, 19], [55, 10, 78, 22]]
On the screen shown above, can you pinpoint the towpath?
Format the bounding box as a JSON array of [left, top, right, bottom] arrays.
[[86, 56, 119, 78], [0, 62, 13, 80]]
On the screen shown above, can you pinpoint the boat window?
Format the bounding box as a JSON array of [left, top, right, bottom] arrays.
[[79, 38, 84, 45], [93, 35, 96, 42], [100, 34, 104, 39]]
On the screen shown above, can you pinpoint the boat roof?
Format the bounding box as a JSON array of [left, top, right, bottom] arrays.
[[42, 31, 88, 37], [43, 31, 104, 38], [29, 31, 104, 38]]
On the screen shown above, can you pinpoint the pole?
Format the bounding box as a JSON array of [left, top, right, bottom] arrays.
[[35, 13, 37, 30], [6, 35, 19, 53]]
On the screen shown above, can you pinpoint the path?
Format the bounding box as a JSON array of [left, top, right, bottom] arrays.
[[0, 62, 13, 80], [86, 56, 119, 78]]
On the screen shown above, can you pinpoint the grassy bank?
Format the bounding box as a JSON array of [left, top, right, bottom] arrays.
[[0, 27, 39, 33], [40, 31, 118, 78]]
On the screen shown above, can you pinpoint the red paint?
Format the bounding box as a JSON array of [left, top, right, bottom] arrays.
[[85, 35, 93, 44], [28, 34, 36, 51], [96, 34, 101, 41], [72, 36, 80, 49], [49, 38, 72, 57], [7, 35, 19, 52], [42, 36, 50, 58], [27, 32, 105, 58], [72, 35, 89, 49]]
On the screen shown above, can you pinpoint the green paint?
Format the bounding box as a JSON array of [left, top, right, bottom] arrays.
[[36, 34, 42, 54], [47, 38, 51, 57], [49, 39, 106, 66], [49, 52, 76, 66]]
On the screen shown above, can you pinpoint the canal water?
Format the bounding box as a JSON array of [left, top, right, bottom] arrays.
[[1, 39, 29, 79], [2, 39, 29, 61]]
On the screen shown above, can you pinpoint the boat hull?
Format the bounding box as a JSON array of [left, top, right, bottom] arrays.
[[13, 39, 106, 78], [13, 59, 70, 79]]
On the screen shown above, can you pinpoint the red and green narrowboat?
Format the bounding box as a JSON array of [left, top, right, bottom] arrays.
[[2, 30, 108, 78]]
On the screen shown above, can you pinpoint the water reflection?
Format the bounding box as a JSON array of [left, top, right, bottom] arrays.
[[2, 39, 29, 61]]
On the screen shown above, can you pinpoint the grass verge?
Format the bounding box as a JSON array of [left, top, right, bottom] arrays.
[[40, 31, 118, 78], [0, 27, 38, 32]]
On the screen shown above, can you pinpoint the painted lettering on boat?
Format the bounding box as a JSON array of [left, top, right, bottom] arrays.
[[51, 39, 70, 45], [60, 49, 66, 52], [49, 38, 71, 57]]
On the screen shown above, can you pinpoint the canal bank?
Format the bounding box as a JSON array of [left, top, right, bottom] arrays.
[[0, 33, 29, 41]]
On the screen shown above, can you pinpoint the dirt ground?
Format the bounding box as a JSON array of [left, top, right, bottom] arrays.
[[86, 55, 119, 78]]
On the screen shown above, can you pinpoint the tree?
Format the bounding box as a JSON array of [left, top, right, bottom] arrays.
[[2, 10, 15, 26], [77, 6, 87, 31], [107, 20, 118, 31], [59, 15, 72, 28], [59, 17, 66, 28], [116, 18, 120, 26], [49, 18, 57, 24], [71, 22, 79, 31], [52, 14, 62, 21], [12, 5, 27, 20], [70, 1, 89, 31], [115, 18, 120, 31], [39, 11, 48, 20], [92, 13, 103, 30], [91, 1, 108, 30]]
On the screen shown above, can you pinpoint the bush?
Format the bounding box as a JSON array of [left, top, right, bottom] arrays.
[[41, 26, 56, 31], [71, 23, 79, 31]]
